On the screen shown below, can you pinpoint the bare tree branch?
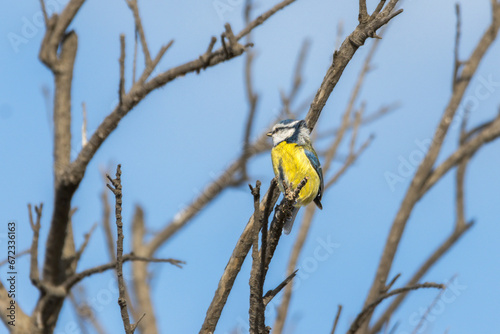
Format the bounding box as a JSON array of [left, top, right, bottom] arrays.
[[32, 0, 299, 328], [330, 305, 343, 334], [305, 1, 403, 130], [349, 283, 445, 334], [420, 115, 500, 196], [0, 281, 34, 331], [62, 254, 184, 291], [60, 0, 298, 263], [361, 5, 500, 328], [452, 3, 463, 91], [200, 179, 279, 334], [125, 0, 152, 67], [69, 286, 106, 334], [119, 35, 126, 106], [248, 181, 266, 334], [29, 204, 43, 287], [411, 276, 457, 334], [0, 249, 30, 267], [236, 0, 297, 41], [39, 0, 49, 25], [263, 269, 298, 306], [101, 172, 115, 262], [368, 108, 478, 334], [106, 164, 135, 334]]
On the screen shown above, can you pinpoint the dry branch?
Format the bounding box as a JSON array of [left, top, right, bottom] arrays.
[[361, 4, 500, 329], [29, 204, 43, 287], [368, 111, 478, 333], [248, 181, 267, 334], [305, 0, 403, 131], [62, 254, 184, 290], [200, 180, 279, 334], [330, 305, 343, 334], [349, 283, 445, 334], [32, 0, 303, 329], [106, 165, 135, 334], [263, 270, 298, 306]]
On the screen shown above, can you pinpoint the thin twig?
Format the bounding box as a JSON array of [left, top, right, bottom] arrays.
[[348, 283, 445, 334], [248, 181, 266, 334], [330, 305, 343, 334], [132, 27, 138, 84], [368, 222, 473, 334], [305, 1, 403, 130], [236, 0, 297, 41], [70, 287, 107, 334], [40, 0, 49, 25], [29, 204, 43, 287], [119, 35, 126, 106], [411, 276, 457, 334], [63, 254, 184, 290], [0, 249, 30, 267], [452, 3, 462, 91], [126, 0, 152, 67], [73, 223, 97, 265], [107, 165, 134, 334], [101, 172, 115, 262], [200, 180, 279, 334], [262, 269, 298, 306]]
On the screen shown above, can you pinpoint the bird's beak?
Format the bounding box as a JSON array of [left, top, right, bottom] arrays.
[[266, 132, 272, 137]]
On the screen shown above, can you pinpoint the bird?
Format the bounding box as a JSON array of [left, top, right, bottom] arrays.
[[267, 119, 324, 234]]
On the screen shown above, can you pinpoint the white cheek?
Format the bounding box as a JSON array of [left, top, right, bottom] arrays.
[[273, 128, 294, 145]]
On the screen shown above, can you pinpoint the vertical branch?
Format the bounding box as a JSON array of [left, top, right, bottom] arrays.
[[107, 165, 137, 334], [101, 175, 115, 262], [132, 28, 138, 84], [456, 108, 469, 229], [130, 206, 159, 334], [119, 35, 126, 106], [330, 305, 343, 334], [29, 204, 43, 287], [452, 3, 462, 91], [52, 32, 77, 181], [359, 0, 369, 23], [272, 204, 316, 334], [39, 0, 49, 25], [200, 180, 279, 334], [248, 181, 267, 334], [38, 7, 86, 319]]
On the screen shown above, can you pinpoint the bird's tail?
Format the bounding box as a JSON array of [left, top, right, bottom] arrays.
[[283, 207, 300, 235]]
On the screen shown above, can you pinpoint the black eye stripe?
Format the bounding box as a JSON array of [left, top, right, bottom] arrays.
[[274, 125, 294, 132]]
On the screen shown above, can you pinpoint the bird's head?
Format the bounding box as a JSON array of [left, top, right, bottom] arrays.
[[267, 119, 311, 146]]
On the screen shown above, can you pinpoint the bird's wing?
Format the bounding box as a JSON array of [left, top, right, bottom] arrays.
[[303, 147, 324, 209]]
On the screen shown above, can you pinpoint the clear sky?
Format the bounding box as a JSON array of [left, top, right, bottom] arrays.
[[1, 0, 499, 333]]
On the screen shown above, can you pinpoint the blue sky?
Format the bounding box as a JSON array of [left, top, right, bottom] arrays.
[[1, 0, 499, 333]]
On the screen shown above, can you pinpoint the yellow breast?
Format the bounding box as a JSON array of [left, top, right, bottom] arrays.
[[271, 141, 320, 207]]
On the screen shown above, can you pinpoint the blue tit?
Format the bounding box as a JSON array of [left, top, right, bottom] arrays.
[[267, 119, 324, 234]]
